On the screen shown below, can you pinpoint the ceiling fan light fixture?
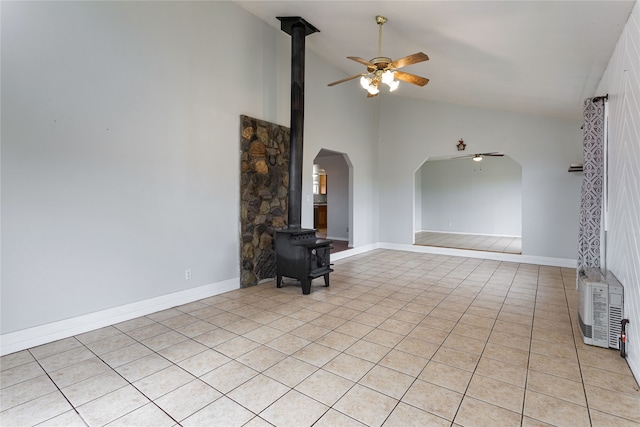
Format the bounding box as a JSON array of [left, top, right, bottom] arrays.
[[360, 75, 371, 89], [473, 155, 483, 162], [381, 70, 395, 84], [367, 84, 379, 95], [388, 80, 400, 92]]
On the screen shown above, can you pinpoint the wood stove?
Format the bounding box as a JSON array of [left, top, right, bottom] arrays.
[[274, 17, 331, 295], [275, 229, 333, 294]]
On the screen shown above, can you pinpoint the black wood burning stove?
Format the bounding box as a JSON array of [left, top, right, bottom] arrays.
[[274, 17, 332, 295], [275, 229, 333, 295]]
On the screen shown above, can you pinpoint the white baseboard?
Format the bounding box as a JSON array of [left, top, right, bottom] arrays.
[[0, 278, 239, 356], [1, 243, 576, 356], [376, 242, 576, 268]]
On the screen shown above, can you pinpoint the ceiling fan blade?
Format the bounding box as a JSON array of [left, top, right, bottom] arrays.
[[394, 71, 429, 87], [390, 52, 429, 69], [481, 152, 504, 156], [328, 74, 364, 87], [347, 56, 375, 67]]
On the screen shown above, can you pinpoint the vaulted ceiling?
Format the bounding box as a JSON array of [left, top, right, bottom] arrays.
[[235, 1, 635, 120]]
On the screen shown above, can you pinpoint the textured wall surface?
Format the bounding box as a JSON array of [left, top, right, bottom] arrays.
[[597, 1, 640, 381]]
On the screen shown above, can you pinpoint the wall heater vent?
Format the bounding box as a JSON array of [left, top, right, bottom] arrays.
[[578, 268, 624, 349]]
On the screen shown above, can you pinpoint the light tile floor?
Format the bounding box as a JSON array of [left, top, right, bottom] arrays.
[[415, 232, 522, 254], [2, 249, 638, 427]]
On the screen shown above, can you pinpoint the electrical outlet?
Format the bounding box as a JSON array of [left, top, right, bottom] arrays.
[[185, 269, 192, 280]]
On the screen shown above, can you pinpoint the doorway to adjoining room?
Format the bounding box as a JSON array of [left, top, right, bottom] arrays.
[[313, 149, 352, 253], [414, 154, 523, 254]]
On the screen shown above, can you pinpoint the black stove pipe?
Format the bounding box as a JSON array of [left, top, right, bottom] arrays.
[[277, 17, 319, 229]]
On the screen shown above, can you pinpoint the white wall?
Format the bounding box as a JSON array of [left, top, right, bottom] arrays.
[[1, 1, 378, 336], [378, 96, 583, 259], [420, 156, 522, 236], [596, 1, 640, 382], [315, 154, 349, 240]]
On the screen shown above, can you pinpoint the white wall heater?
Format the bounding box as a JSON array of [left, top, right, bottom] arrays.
[[578, 268, 624, 349]]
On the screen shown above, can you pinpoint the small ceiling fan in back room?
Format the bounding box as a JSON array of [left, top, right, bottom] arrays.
[[327, 15, 430, 98], [454, 152, 505, 162]]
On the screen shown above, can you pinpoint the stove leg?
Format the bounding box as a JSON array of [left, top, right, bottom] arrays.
[[277, 275, 282, 288], [302, 278, 311, 295], [323, 274, 330, 287]]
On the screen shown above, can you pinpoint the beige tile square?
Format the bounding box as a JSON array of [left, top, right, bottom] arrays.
[[324, 353, 375, 382], [419, 361, 472, 393], [1, 351, 35, 372], [178, 348, 232, 377], [227, 374, 290, 413], [266, 333, 311, 355], [48, 357, 110, 388], [489, 329, 531, 353], [335, 321, 375, 339], [315, 408, 367, 427], [402, 379, 463, 421], [454, 395, 521, 427], [200, 360, 258, 394], [295, 369, 354, 405], [141, 330, 189, 352], [334, 384, 398, 427], [466, 374, 525, 413], [236, 345, 287, 372], [214, 335, 261, 359], [475, 357, 527, 387], [193, 327, 237, 347], [589, 408, 640, 427], [100, 343, 153, 368], [242, 324, 285, 344], [359, 364, 415, 399], [291, 323, 331, 341], [107, 402, 175, 426], [310, 314, 348, 330], [345, 339, 391, 363], [154, 379, 222, 421], [383, 402, 450, 427], [395, 336, 439, 359], [262, 356, 317, 387], [132, 365, 195, 400], [125, 323, 171, 341], [493, 319, 532, 338], [419, 315, 457, 332], [114, 316, 157, 333], [432, 347, 480, 372], [528, 353, 581, 382], [363, 328, 405, 348], [61, 370, 128, 406], [581, 365, 640, 394], [451, 322, 492, 341], [29, 337, 82, 360], [291, 342, 339, 367], [38, 346, 95, 372], [146, 308, 182, 322], [530, 339, 577, 363], [182, 396, 255, 426], [584, 384, 640, 423], [115, 353, 172, 383], [442, 333, 486, 355], [408, 326, 449, 345], [377, 318, 415, 335], [0, 390, 72, 426], [260, 389, 329, 426], [77, 385, 149, 426], [0, 374, 57, 411], [526, 370, 586, 406], [223, 318, 263, 335], [315, 331, 359, 352], [84, 332, 136, 355], [524, 390, 590, 427], [482, 342, 530, 367], [379, 349, 429, 377], [75, 326, 122, 345], [158, 339, 208, 363]]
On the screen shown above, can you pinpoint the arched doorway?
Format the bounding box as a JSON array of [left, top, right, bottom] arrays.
[[313, 149, 352, 251], [414, 154, 523, 254]]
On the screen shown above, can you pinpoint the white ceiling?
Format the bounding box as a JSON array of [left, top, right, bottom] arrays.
[[234, 1, 635, 120]]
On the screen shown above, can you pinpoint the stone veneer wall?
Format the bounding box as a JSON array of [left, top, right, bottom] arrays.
[[239, 115, 289, 287]]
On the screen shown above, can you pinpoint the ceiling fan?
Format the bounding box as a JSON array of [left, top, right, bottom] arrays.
[[327, 15, 430, 98], [454, 152, 505, 162]]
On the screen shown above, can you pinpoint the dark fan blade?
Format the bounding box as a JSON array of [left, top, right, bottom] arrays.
[[481, 152, 504, 156], [394, 71, 429, 87], [347, 56, 375, 67], [328, 74, 364, 87], [390, 52, 429, 69]]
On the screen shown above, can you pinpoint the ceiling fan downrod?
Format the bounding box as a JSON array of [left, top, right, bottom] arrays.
[[376, 15, 387, 57]]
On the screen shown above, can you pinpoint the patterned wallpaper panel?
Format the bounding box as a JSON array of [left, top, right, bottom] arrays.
[[597, 1, 640, 382]]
